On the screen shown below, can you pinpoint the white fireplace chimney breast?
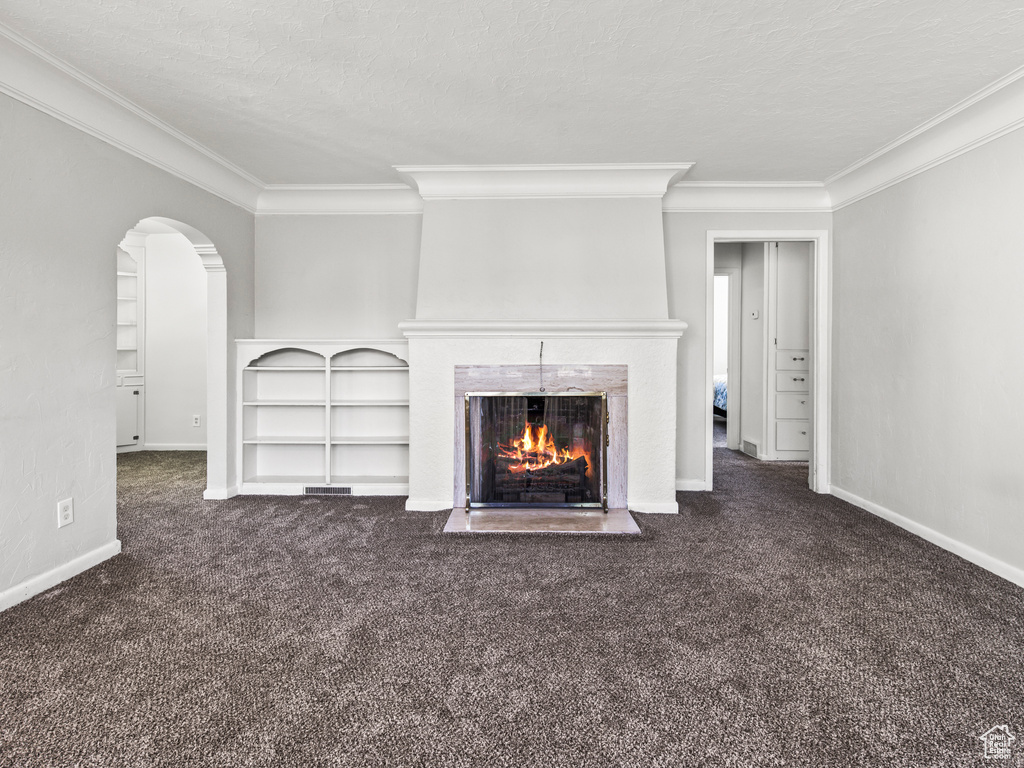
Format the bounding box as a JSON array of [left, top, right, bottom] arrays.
[[398, 165, 691, 513]]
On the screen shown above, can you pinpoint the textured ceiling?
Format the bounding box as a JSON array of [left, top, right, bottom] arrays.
[[3, 0, 1024, 185]]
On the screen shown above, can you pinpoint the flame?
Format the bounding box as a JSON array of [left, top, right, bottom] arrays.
[[497, 421, 592, 477]]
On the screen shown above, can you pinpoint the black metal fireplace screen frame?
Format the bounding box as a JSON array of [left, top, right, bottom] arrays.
[[465, 391, 608, 511]]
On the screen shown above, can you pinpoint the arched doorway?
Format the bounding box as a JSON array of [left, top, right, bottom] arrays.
[[117, 217, 229, 498]]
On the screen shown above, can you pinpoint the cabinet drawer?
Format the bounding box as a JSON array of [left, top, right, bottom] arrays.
[[777, 420, 810, 451], [776, 372, 809, 392], [777, 393, 810, 420], [777, 349, 809, 371]]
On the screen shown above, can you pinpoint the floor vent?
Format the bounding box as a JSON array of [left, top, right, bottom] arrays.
[[742, 441, 758, 458], [304, 486, 352, 495]]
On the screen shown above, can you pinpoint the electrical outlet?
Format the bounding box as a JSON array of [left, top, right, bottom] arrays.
[[192, 415, 201, 427], [57, 497, 74, 528]]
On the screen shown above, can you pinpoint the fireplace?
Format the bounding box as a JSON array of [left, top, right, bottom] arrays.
[[396, 164, 689, 514], [465, 392, 607, 510]]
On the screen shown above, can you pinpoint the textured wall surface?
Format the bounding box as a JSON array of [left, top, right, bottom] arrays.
[[255, 213, 421, 339], [415, 197, 669, 320], [144, 233, 209, 449], [3, 0, 1024, 183], [831, 127, 1024, 574], [0, 94, 253, 603]]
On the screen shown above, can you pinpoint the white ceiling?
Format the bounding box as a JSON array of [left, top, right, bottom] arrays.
[[4, 0, 1024, 185]]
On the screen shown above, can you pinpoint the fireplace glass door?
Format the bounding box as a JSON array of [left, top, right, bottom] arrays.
[[466, 392, 606, 509]]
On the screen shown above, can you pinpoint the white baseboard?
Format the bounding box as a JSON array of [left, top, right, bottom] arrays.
[[143, 443, 207, 451], [0, 539, 122, 613], [630, 501, 679, 514], [830, 486, 1024, 590], [676, 479, 709, 492], [406, 498, 453, 512], [203, 485, 238, 500]]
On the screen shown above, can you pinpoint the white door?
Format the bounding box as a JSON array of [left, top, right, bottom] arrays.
[[116, 385, 141, 447], [766, 242, 812, 460]]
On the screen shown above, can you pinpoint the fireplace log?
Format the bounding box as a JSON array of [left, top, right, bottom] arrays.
[[495, 455, 587, 475], [494, 456, 588, 493]]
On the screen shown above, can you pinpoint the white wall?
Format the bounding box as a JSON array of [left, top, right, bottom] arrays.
[[0, 93, 254, 611], [144, 233, 208, 449], [664, 212, 831, 485], [416, 197, 670, 320], [831, 125, 1024, 579], [256, 214, 421, 339], [713, 275, 729, 377], [740, 242, 766, 450]]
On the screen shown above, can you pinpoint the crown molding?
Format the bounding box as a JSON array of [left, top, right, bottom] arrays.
[[394, 163, 695, 199], [663, 182, 832, 213], [399, 318, 687, 338], [826, 64, 1024, 210], [0, 23, 263, 213], [257, 185, 424, 214]]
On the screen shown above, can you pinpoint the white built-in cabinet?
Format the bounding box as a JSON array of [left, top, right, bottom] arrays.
[[237, 340, 409, 495], [766, 242, 811, 460], [116, 240, 145, 450]]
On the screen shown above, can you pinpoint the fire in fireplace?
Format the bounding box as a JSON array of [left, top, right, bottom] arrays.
[[465, 392, 607, 510]]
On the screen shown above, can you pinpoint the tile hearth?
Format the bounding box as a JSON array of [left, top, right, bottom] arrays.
[[443, 507, 640, 535]]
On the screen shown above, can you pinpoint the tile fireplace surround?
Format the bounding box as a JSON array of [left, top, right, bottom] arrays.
[[399, 319, 686, 514]]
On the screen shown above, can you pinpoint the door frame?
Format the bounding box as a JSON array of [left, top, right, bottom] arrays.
[[705, 230, 831, 493], [124, 217, 231, 499], [712, 267, 742, 451]]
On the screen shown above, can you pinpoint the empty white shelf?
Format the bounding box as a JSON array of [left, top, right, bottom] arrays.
[[330, 435, 409, 445]]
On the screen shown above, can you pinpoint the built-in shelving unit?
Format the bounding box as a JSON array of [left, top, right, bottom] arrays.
[[116, 242, 145, 451], [237, 340, 409, 495], [116, 250, 140, 373]]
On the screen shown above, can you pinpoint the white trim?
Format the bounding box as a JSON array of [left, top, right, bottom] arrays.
[[713, 267, 743, 451], [664, 182, 831, 213], [128, 217, 231, 500], [395, 164, 694, 199], [142, 443, 207, 451], [629, 501, 679, 514], [0, 540, 121, 612], [240, 337, 409, 346], [406, 498, 455, 512], [239, 482, 304, 496], [827, 65, 1024, 210], [830, 486, 1024, 590], [203, 485, 238, 500], [399, 319, 687, 338], [676, 478, 709, 491], [257, 185, 424, 214], [705, 231, 831, 494], [0, 23, 262, 212]]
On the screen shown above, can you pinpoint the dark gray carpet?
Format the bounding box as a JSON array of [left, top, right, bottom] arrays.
[[713, 417, 727, 447], [2, 450, 1023, 767]]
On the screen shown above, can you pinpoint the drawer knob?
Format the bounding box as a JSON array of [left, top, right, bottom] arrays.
[[800, 431, 807, 435], [799, 400, 807, 405], [793, 377, 805, 382], [793, 357, 805, 361]]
